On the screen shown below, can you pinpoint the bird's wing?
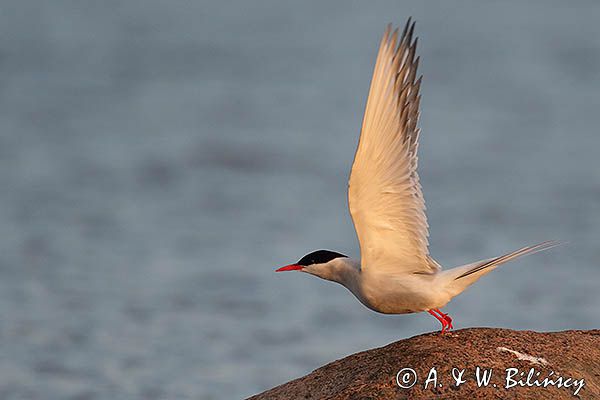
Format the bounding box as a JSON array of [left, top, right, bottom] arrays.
[[348, 20, 439, 275]]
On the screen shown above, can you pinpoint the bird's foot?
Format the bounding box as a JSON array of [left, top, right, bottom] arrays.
[[428, 308, 454, 334], [438, 310, 453, 330]]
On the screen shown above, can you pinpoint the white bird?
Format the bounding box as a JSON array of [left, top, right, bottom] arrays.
[[276, 19, 559, 334]]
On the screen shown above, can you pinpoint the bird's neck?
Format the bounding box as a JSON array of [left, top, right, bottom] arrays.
[[309, 258, 362, 289]]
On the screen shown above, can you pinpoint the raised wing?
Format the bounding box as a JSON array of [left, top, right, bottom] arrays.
[[348, 20, 439, 274]]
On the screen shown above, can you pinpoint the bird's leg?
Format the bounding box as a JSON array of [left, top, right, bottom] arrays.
[[433, 308, 453, 330], [427, 309, 449, 334]]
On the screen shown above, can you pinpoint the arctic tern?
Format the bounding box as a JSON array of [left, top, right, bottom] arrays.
[[276, 19, 558, 334]]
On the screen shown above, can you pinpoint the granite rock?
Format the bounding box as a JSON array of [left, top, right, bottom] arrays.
[[248, 328, 600, 399]]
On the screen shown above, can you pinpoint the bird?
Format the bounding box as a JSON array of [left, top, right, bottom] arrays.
[[275, 18, 559, 334]]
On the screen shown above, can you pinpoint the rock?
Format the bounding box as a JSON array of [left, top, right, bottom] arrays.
[[248, 328, 600, 399]]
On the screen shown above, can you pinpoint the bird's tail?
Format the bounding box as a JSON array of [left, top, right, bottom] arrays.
[[454, 240, 561, 280], [441, 240, 562, 298]]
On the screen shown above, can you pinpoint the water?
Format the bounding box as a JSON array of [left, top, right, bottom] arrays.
[[1, 1, 599, 399]]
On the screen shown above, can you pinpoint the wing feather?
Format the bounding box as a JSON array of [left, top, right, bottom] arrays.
[[348, 19, 439, 274]]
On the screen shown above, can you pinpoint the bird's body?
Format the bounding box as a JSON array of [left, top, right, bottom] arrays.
[[297, 244, 554, 316], [276, 19, 559, 334]]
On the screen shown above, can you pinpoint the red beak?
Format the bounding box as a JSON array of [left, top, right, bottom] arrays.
[[275, 264, 304, 272]]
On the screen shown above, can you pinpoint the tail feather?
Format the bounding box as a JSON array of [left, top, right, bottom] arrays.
[[454, 240, 562, 280]]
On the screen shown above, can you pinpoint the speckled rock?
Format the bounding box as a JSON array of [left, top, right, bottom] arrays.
[[248, 328, 600, 399]]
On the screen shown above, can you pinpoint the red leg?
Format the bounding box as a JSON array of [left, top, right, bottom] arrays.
[[428, 309, 449, 334], [433, 308, 453, 330]]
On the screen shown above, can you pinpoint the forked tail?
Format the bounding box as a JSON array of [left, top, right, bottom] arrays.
[[441, 240, 562, 299], [454, 240, 561, 280]]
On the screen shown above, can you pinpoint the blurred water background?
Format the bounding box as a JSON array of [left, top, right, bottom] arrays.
[[0, 1, 599, 399]]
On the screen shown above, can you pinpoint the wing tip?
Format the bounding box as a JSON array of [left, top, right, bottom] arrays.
[[384, 17, 418, 48]]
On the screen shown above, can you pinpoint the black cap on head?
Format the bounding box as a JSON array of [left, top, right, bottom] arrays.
[[297, 250, 348, 266]]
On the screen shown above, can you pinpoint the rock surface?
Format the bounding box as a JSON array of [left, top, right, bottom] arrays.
[[248, 328, 600, 399]]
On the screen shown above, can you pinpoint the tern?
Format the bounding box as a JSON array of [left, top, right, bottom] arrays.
[[276, 19, 559, 334]]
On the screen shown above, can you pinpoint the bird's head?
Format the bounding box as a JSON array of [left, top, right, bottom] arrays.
[[276, 250, 349, 281]]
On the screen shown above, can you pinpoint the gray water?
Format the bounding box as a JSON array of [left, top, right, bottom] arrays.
[[1, 1, 599, 399]]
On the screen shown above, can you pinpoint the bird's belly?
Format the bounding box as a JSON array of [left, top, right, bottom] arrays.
[[356, 274, 448, 314], [361, 292, 429, 314]]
